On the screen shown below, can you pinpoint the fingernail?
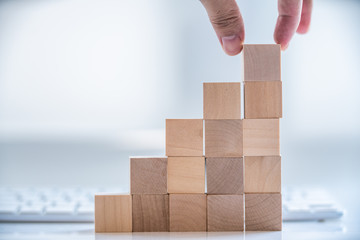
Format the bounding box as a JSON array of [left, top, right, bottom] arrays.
[[221, 35, 242, 56]]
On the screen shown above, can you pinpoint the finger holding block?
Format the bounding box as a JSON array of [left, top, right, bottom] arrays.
[[169, 194, 207, 232], [206, 157, 244, 194], [130, 157, 167, 194], [166, 119, 203, 156], [207, 195, 244, 231], [95, 194, 132, 232], [245, 193, 282, 231], [168, 157, 205, 193], [203, 82, 241, 119], [243, 119, 280, 156], [244, 156, 281, 193], [244, 81, 282, 119], [205, 120, 243, 157], [243, 44, 281, 81], [132, 194, 169, 232]]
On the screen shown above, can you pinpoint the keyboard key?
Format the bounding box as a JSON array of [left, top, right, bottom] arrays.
[[20, 206, 44, 215], [45, 206, 75, 215], [77, 206, 93, 215], [0, 205, 19, 214], [309, 203, 334, 208]]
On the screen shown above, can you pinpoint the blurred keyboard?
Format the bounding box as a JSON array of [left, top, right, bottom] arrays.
[[0, 187, 343, 222], [283, 187, 344, 221], [0, 187, 121, 222]]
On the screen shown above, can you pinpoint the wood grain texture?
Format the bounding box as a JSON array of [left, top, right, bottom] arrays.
[[130, 157, 167, 194], [244, 81, 282, 119], [205, 120, 243, 157], [243, 44, 281, 81], [245, 193, 282, 231], [244, 156, 281, 193], [132, 194, 169, 232], [203, 82, 241, 119], [243, 119, 280, 156], [166, 119, 203, 156], [95, 194, 132, 232], [167, 157, 205, 193], [206, 157, 244, 194], [169, 194, 207, 232], [207, 195, 244, 231]]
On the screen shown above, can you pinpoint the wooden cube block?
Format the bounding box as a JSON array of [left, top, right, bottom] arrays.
[[169, 194, 207, 232], [245, 193, 282, 231], [207, 195, 244, 231], [206, 157, 243, 194], [168, 157, 205, 193], [243, 44, 281, 81], [166, 119, 203, 156], [243, 119, 280, 156], [203, 82, 241, 119], [95, 194, 132, 232], [130, 157, 167, 194], [244, 156, 281, 193], [244, 81, 282, 119], [132, 194, 169, 232], [205, 120, 243, 157]]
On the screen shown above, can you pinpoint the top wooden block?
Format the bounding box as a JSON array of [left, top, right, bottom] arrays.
[[243, 44, 281, 81], [203, 82, 241, 119], [166, 119, 203, 156]]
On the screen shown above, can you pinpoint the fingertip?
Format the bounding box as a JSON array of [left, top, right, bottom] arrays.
[[221, 35, 243, 56], [274, 35, 289, 51], [273, 15, 299, 52], [296, 28, 308, 34], [281, 43, 289, 50]]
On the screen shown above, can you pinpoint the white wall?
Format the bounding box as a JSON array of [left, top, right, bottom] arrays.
[[0, 0, 179, 136]]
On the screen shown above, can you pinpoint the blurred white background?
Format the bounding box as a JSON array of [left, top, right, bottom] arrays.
[[0, 0, 359, 206]]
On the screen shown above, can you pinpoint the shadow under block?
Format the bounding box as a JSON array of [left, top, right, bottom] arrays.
[[205, 120, 243, 157], [243, 119, 280, 156], [207, 195, 244, 231], [167, 157, 205, 193], [95, 194, 132, 232], [244, 81, 282, 119], [245, 193, 282, 231], [169, 194, 207, 232], [206, 157, 243, 194], [244, 156, 281, 193], [132, 194, 169, 232], [203, 82, 241, 119], [243, 44, 281, 81], [166, 119, 203, 156], [130, 157, 167, 194]]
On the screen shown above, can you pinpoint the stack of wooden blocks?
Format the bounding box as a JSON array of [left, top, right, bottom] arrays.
[[94, 44, 282, 233]]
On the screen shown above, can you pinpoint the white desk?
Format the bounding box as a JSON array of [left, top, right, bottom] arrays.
[[0, 220, 359, 240]]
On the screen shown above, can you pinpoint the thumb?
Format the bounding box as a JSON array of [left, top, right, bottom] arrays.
[[201, 0, 245, 56]]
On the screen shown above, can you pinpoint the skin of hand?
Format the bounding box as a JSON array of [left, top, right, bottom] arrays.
[[200, 0, 313, 55]]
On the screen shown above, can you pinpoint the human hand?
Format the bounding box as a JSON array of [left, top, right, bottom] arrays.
[[200, 0, 313, 55]]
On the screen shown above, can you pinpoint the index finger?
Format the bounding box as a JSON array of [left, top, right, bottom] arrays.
[[274, 0, 302, 50]]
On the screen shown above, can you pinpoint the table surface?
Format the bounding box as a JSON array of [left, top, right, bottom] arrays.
[[0, 220, 359, 240]]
